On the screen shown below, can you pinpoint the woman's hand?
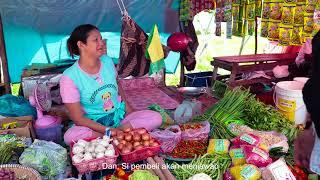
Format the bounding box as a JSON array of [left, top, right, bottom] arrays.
[[110, 128, 122, 136], [294, 128, 315, 169]]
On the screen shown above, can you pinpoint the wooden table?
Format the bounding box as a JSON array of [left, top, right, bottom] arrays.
[[211, 53, 297, 87]]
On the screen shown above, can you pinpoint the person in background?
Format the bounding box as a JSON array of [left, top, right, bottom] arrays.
[[273, 14, 319, 79], [294, 31, 320, 174], [60, 24, 162, 145], [273, 38, 313, 79]]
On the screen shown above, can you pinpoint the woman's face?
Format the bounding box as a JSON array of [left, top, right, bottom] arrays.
[[80, 29, 106, 58]]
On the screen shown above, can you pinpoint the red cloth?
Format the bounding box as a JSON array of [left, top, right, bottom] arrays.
[[283, 45, 302, 54]]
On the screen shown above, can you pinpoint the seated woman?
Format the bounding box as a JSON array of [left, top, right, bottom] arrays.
[[60, 24, 162, 145]]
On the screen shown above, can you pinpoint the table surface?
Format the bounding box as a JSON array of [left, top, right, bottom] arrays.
[[212, 53, 297, 63]]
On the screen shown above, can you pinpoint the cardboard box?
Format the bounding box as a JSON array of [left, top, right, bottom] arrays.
[[0, 116, 36, 139]]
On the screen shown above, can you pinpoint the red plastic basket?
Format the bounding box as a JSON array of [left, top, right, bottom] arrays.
[[112, 128, 162, 163], [70, 138, 119, 174], [116, 139, 161, 163]]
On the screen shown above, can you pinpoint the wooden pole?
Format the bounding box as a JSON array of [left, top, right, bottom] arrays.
[[0, 14, 10, 94], [179, 62, 185, 87], [254, 9, 258, 54]]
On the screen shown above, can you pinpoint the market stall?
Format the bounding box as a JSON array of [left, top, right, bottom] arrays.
[[0, 80, 314, 179], [0, 0, 319, 179]]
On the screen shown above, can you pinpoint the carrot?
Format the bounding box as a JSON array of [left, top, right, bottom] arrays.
[[154, 156, 176, 180], [146, 157, 166, 180]]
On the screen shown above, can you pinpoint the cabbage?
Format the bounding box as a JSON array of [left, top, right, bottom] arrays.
[[129, 170, 159, 180]]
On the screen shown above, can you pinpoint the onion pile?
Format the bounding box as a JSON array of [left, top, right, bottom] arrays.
[[113, 128, 160, 154], [0, 168, 14, 180]]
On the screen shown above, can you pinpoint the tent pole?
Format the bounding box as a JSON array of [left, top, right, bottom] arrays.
[[178, 0, 185, 87], [0, 14, 11, 94], [254, 9, 258, 54], [179, 62, 185, 87]]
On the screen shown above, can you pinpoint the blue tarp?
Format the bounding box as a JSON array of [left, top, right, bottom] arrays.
[[0, 0, 180, 82]]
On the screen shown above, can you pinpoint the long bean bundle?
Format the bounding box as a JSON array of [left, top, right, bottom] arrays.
[[208, 87, 252, 122], [172, 153, 231, 180], [192, 88, 252, 138], [0, 142, 17, 164]]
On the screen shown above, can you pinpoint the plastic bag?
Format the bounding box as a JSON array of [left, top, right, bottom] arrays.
[[279, 25, 293, 46], [256, 131, 289, 152], [229, 147, 246, 166], [228, 123, 254, 136], [0, 94, 36, 118], [174, 100, 202, 124], [207, 139, 230, 154], [180, 121, 210, 141], [268, 20, 280, 41], [231, 133, 261, 147], [150, 125, 181, 153], [261, 158, 296, 180], [242, 145, 272, 168], [19, 139, 67, 179], [230, 164, 261, 180]]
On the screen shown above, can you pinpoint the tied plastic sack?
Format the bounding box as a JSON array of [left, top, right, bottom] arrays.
[[242, 145, 273, 168], [207, 139, 230, 154], [19, 139, 67, 179], [150, 125, 182, 153], [256, 131, 289, 152], [228, 124, 289, 152], [181, 121, 210, 141], [230, 164, 261, 180], [229, 147, 246, 166], [231, 133, 261, 147], [261, 158, 296, 180], [174, 100, 202, 124]]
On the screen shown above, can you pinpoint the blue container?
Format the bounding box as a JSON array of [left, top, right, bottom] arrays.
[[185, 71, 213, 87], [35, 124, 62, 144]]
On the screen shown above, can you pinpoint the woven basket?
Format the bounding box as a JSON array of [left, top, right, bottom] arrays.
[[0, 164, 41, 180]]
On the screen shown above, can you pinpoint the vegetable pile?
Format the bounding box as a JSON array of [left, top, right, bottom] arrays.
[[71, 135, 115, 164], [112, 128, 160, 155], [168, 139, 207, 159], [243, 95, 294, 131], [0, 142, 19, 164], [172, 153, 231, 180], [166, 122, 209, 159], [0, 168, 14, 180]]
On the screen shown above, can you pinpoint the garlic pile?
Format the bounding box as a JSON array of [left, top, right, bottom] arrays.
[[72, 135, 115, 163]]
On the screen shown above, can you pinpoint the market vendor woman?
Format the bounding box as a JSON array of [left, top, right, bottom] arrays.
[[60, 24, 162, 145]]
